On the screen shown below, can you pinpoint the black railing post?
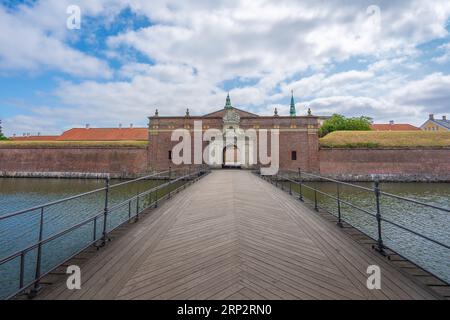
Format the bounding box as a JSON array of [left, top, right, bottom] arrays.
[[373, 180, 386, 255], [128, 201, 132, 221], [29, 207, 44, 297], [314, 190, 318, 211], [188, 166, 191, 183], [337, 183, 343, 227], [101, 177, 110, 247], [289, 179, 292, 195], [135, 193, 140, 222], [168, 166, 172, 199], [19, 252, 25, 290], [93, 216, 97, 241], [298, 168, 303, 202]]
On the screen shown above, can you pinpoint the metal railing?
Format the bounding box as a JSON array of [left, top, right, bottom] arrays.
[[0, 166, 210, 300], [256, 168, 450, 285]]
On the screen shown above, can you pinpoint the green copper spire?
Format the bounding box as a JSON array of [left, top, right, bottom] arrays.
[[290, 90, 296, 117], [225, 93, 233, 109]]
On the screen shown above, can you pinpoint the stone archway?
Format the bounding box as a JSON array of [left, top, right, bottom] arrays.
[[222, 145, 241, 168]]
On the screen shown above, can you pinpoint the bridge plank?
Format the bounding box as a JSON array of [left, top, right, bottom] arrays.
[[37, 170, 438, 300]]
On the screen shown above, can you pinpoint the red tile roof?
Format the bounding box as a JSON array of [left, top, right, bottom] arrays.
[[10, 136, 59, 141], [371, 124, 420, 131], [57, 128, 148, 141]]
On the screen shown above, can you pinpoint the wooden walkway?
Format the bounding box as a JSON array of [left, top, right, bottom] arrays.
[[38, 170, 438, 300]]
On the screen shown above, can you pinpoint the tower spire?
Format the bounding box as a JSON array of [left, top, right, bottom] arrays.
[[290, 90, 296, 117], [225, 92, 233, 109]]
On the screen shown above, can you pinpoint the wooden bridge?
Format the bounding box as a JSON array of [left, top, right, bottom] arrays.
[[37, 170, 439, 300]]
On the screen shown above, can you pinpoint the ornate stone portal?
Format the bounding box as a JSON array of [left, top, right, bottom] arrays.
[[208, 97, 253, 168]]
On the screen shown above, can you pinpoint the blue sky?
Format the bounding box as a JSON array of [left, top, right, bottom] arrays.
[[1, 0, 450, 136]]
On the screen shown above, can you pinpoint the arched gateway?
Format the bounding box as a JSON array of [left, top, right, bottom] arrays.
[[223, 145, 241, 168], [148, 93, 320, 172]]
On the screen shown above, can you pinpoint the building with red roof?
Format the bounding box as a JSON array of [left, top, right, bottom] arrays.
[[9, 127, 148, 141], [56, 127, 148, 141], [371, 121, 420, 131]]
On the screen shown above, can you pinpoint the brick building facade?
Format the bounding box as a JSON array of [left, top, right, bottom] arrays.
[[148, 94, 320, 172]]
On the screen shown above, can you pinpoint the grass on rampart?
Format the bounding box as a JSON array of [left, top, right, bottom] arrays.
[[0, 140, 149, 149], [319, 131, 450, 149]]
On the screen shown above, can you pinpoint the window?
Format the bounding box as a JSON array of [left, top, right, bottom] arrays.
[[291, 151, 297, 161], [168, 150, 172, 160]]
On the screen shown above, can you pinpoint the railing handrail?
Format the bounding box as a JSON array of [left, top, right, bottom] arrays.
[[0, 170, 198, 266], [279, 172, 450, 250], [380, 190, 450, 212], [0, 168, 188, 220], [0, 166, 210, 299], [262, 169, 449, 285], [0, 167, 200, 260], [286, 169, 377, 192], [0, 210, 103, 265], [286, 169, 450, 213]]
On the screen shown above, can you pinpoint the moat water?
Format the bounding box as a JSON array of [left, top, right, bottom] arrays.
[[0, 177, 449, 298]]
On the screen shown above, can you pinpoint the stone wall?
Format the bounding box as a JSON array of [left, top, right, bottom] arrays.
[[2, 143, 448, 182], [0, 147, 149, 178], [319, 148, 450, 181]]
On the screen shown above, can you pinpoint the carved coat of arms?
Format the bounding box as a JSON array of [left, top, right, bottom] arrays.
[[223, 109, 240, 125]]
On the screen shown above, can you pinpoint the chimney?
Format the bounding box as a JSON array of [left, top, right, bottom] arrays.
[[443, 116, 447, 121], [119, 123, 122, 129], [130, 124, 133, 128], [389, 120, 394, 125], [86, 124, 90, 129], [429, 114, 434, 120]]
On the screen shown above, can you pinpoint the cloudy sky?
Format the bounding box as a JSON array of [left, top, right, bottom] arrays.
[[1, 0, 450, 136]]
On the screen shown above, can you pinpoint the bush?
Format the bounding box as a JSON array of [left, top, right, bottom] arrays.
[[0, 133, 8, 141], [319, 114, 372, 137]]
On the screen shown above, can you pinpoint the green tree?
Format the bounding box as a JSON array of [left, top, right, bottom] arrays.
[[0, 132, 7, 141], [319, 114, 372, 137]]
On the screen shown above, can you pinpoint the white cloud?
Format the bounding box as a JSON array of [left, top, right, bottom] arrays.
[[0, 3, 112, 78], [432, 43, 450, 64], [391, 73, 450, 114], [2, 0, 450, 135]]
